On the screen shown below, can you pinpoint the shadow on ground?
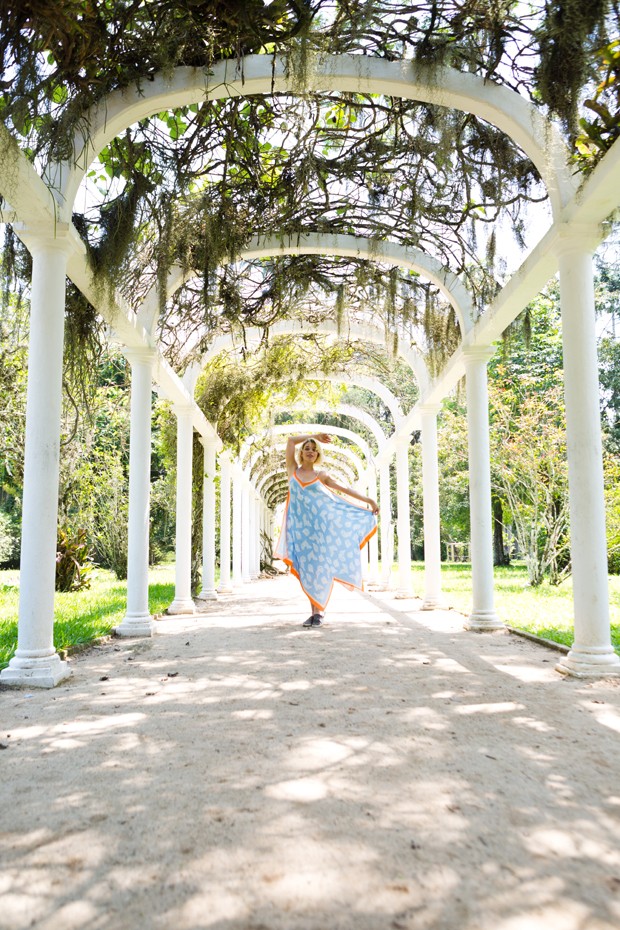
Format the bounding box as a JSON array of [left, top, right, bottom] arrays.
[[2, 575, 620, 930]]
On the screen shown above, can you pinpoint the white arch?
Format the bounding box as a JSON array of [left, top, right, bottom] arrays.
[[193, 319, 429, 393], [230, 367, 404, 436], [239, 234, 474, 334], [55, 54, 575, 220], [255, 449, 362, 498], [141, 233, 475, 336], [284, 401, 389, 452], [255, 438, 371, 503], [318, 373, 403, 425], [266, 422, 374, 466], [245, 436, 364, 482]]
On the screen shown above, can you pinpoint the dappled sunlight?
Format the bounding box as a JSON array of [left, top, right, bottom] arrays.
[[3, 578, 620, 930], [453, 701, 524, 716], [494, 662, 559, 683], [588, 704, 620, 735]]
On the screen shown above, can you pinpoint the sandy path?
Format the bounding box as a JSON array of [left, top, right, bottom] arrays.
[[2, 575, 620, 930]]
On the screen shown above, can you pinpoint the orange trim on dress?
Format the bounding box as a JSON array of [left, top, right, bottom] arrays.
[[280, 521, 377, 612], [292, 471, 320, 488], [276, 471, 378, 611]]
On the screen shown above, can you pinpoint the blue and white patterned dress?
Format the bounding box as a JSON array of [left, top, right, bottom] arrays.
[[275, 471, 377, 610]]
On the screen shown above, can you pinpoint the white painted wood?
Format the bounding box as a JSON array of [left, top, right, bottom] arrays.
[[198, 439, 218, 600], [555, 235, 620, 676], [462, 348, 503, 631], [395, 438, 413, 597], [420, 405, 443, 610], [57, 55, 574, 219], [217, 452, 233, 593], [0, 232, 73, 687], [167, 405, 196, 614], [232, 460, 244, 590], [116, 348, 157, 636]]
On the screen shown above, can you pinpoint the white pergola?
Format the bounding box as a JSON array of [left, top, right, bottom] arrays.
[[1, 52, 619, 686]]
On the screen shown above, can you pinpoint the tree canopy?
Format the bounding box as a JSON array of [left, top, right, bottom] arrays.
[[1, 0, 619, 525], [1, 1, 618, 385]]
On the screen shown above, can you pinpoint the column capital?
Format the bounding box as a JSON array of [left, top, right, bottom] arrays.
[[13, 220, 85, 258], [198, 434, 220, 450], [554, 223, 602, 258], [124, 346, 156, 366], [418, 402, 441, 417], [171, 402, 194, 418], [462, 344, 495, 365]]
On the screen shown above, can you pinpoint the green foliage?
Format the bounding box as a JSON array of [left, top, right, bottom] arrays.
[[489, 379, 570, 587], [0, 276, 28, 499], [150, 474, 176, 565], [55, 526, 94, 593], [437, 402, 471, 547], [196, 336, 356, 449], [535, 0, 610, 138], [599, 336, 620, 452], [605, 455, 620, 574], [0, 510, 18, 565], [0, 565, 177, 670], [405, 560, 620, 655], [574, 39, 620, 170]]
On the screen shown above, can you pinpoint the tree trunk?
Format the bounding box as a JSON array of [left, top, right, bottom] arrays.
[[493, 495, 510, 566]]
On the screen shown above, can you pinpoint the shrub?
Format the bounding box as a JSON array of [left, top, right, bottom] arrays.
[[55, 527, 94, 592], [0, 511, 18, 566]]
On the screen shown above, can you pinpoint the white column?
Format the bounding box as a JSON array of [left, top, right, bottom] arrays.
[[198, 438, 218, 600], [217, 451, 233, 593], [242, 476, 251, 583], [379, 459, 393, 589], [251, 491, 261, 579], [116, 348, 156, 637], [232, 459, 244, 589], [463, 347, 502, 630], [167, 404, 195, 614], [395, 437, 413, 597], [555, 233, 620, 677], [367, 468, 379, 584], [1, 230, 75, 687], [262, 502, 272, 568], [420, 405, 443, 610]]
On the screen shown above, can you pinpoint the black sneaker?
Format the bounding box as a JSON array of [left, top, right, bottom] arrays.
[[311, 614, 324, 626], [302, 615, 315, 627]]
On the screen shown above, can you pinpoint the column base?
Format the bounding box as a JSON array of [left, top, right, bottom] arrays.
[[114, 613, 157, 637], [394, 588, 414, 599], [166, 598, 196, 615], [556, 644, 620, 678], [217, 583, 233, 594], [464, 609, 504, 631], [197, 588, 218, 601], [421, 595, 444, 611], [0, 651, 71, 689]]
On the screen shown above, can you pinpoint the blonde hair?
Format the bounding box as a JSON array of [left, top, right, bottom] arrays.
[[297, 438, 324, 467]]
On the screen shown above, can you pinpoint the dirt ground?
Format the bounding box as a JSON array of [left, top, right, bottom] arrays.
[[2, 574, 620, 930]]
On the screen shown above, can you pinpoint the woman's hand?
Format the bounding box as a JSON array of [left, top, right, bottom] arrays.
[[368, 500, 379, 515], [314, 432, 331, 444]]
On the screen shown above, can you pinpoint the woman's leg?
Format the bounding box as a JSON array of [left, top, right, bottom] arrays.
[[303, 598, 323, 626]]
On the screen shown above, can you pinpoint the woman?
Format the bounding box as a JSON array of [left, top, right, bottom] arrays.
[[275, 432, 379, 627]]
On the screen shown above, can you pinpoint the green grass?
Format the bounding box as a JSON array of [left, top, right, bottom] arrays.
[[3, 560, 620, 670], [397, 561, 620, 654], [0, 564, 176, 671]]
